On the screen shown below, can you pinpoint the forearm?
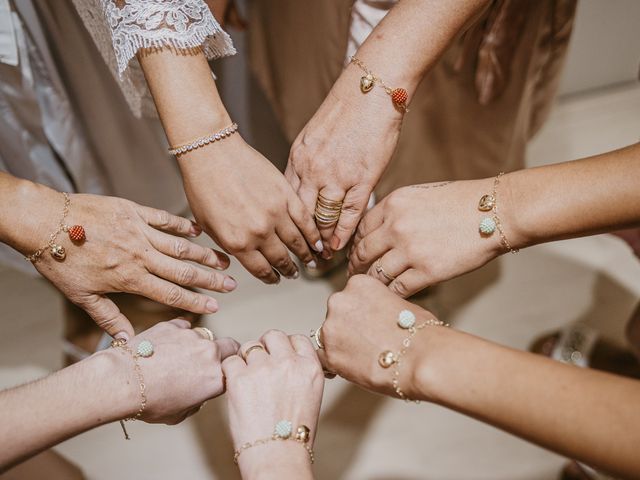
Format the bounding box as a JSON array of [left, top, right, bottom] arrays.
[[504, 143, 640, 249], [415, 327, 640, 478], [0, 351, 134, 471]]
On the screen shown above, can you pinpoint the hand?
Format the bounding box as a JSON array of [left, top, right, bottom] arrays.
[[104, 319, 239, 424], [179, 135, 322, 284], [348, 179, 504, 297], [222, 330, 324, 476], [28, 188, 236, 338], [318, 275, 440, 399], [286, 64, 403, 254]]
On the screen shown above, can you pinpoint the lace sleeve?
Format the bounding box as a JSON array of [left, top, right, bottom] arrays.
[[72, 0, 236, 117]]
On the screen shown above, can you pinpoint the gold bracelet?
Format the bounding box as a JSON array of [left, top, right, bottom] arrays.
[[378, 309, 448, 402], [168, 122, 239, 157], [25, 192, 86, 263], [477, 172, 519, 254], [349, 55, 409, 112], [233, 420, 314, 465], [111, 338, 155, 440]]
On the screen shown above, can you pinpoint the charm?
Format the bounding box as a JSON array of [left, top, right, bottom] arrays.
[[479, 217, 497, 235], [397, 310, 416, 329], [478, 194, 496, 212], [136, 340, 154, 358], [50, 244, 66, 260], [379, 350, 397, 368], [68, 225, 86, 242], [274, 420, 293, 439], [391, 88, 408, 106], [360, 74, 374, 93], [295, 425, 311, 443]]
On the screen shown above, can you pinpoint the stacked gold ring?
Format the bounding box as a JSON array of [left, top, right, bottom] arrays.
[[314, 194, 343, 227]]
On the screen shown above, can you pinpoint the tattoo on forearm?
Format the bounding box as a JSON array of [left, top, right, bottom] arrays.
[[410, 181, 454, 190]]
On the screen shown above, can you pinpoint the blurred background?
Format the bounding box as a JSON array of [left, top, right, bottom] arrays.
[[1, 1, 639, 479]]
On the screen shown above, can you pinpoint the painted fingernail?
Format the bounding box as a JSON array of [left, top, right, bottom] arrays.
[[189, 223, 202, 237], [290, 270, 300, 279], [322, 249, 333, 260], [114, 331, 130, 341], [314, 240, 324, 253], [330, 236, 340, 251], [306, 260, 317, 269], [206, 299, 218, 313], [223, 277, 237, 291]]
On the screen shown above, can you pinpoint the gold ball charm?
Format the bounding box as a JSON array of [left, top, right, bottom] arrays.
[[478, 194, 496, 211], [50, 244, 66, 260], [295, 425, 311, 443], [378, 350, 396, 368]]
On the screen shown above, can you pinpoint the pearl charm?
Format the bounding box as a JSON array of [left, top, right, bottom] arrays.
[[274, 420, 293, 439], [136, 340, 154, 357], [398, 310, 416, 329], [479, 217, 496, 235], [379, 350, 397, 368], [50, 244, 66, 260]]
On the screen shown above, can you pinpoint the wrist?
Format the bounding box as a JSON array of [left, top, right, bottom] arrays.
[[499, 171, 533, 250], [237, 440, 313, 480], [411, 323, 458, 403]]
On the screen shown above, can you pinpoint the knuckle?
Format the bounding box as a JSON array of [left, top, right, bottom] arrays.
[[164, 286, 184, 307], [390, 279, 410, 297], [354, 242, 368, 264], [348, 273, 371, 289], [156, 210, 172, 228], [172, 239, 190, 259], [274, 256, 292, 270], [326, 291, 344, 312], [176, 265, 197, 285], [263, 329, 284, 341]]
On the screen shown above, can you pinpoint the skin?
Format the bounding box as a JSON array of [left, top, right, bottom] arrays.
[[318, 275, 640, 480], [0, 319, 239, 471], [350, 143, 640, 297], [137, 48, 322, 285], [286, 0, 489, 254], [223, 330, 324, 480], [0, 173, 236, 338]]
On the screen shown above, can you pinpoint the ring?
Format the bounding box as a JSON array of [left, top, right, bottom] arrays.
[[241, 344, 266, 361], [314, 194, 344, 227], [375, 258, 396, 282], [310, 327, 324, 350], [193, 327, 216, 341]]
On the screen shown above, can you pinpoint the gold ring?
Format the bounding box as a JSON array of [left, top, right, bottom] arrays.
[[315, 194, 344, 227], [310, 327, 324, 350], [375, 259, 396, 282], [241, 344, 266, 361], [194, 327, 216, 341]]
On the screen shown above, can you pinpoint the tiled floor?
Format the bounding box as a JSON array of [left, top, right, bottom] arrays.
[[1, 83, 639, 479]]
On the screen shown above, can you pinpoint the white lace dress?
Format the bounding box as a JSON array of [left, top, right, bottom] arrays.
[[72, 0, 236, 117]]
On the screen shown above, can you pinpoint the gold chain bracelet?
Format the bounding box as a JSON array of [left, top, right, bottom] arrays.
[[477, 172, 519, 254], [378, 309, 448, 402], [233, 420, 314, 465], [349, 55, 410, 112]]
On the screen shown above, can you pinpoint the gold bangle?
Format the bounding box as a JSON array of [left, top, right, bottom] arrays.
[[477, 172, 519, 254], [349, 55, 409, 112], [168, 122, 239, 157]]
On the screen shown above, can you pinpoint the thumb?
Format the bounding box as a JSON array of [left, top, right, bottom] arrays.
[[78, 294, 135, 340], [332, 186, 371, 251]]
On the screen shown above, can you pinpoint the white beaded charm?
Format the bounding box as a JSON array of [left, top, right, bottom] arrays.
[[479, 217, 497, 235], [136, 340, 154, 358], [397, 310, 416, 329], [274, 420, 293, 439]]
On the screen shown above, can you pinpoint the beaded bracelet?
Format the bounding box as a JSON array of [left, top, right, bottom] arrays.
[[477, 172, 519, 254], [233, 420, 314, 465], [168, 122, 239, 157], [378, 309, 448, 402], [349, 56, 410, 112]]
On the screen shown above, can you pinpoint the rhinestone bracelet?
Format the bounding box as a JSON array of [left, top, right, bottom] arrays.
[[477, 172, 519, 254], [233, 420, 314, 465], [168, 122, 239, 157], [378, 309, 448, 402]]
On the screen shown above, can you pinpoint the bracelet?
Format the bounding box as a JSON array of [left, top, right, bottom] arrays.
[[111, 338, 155, 440], [25, 192, 86, 263], [349, 55, 409, 112], [378, 309, 448, 402], [168, 122, 239, 157], [477, 172, 519, 254], [233, 420, 314, 465]]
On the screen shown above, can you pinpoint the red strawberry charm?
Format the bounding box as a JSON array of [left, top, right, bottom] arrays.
[[68, 225, 86, 242]]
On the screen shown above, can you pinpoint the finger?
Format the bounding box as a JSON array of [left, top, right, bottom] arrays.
[[139, 275, 219, 313], [221, 355, 246, 376], [168, 318, 192, 329], [235, 251, 280, 284], [353, 202, 385, 246], [315, 185, 347, 248], [78, 294, 134, 340], [148, 229, 230, 270], [388, 268, 430, 298], [349, 225, 391, 275], [138, 205, 201, 238], [260, 239, 298, 279], [289, 334, 317, 358], [287, 193, 323, 255], [366, 249, 410, 286], [276, 221, 314, 266], [239, 341, 269, 364], [260, 329, 295, 357], [146, 252, 237, 293], [284, 162, 301, 191], [216, 337, 241, 359], [331, 185, 371, 251]]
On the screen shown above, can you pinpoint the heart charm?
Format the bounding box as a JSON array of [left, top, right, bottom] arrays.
[[360, 74, 374, 93]]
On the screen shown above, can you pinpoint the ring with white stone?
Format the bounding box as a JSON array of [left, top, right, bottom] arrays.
[[375, 258, 396, 282]]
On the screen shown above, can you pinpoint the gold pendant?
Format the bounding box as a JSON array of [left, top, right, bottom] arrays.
[[378, 350, 396, 368], [50, 244, 66, 260], [478, 194, 496, 211], [360, 74, 374, 93]]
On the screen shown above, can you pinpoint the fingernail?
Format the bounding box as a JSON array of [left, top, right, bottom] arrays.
[[114, 331, 130, 341], [322, 249, 333, 260], [206, 299, 218, 312], [290, 270, 300, 279], [223, 277, 237, 291], [306, 260, 317, 269], [314, 240, 324, 253], [330, 236, 340, 251], [189, 223, 202, 237]]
